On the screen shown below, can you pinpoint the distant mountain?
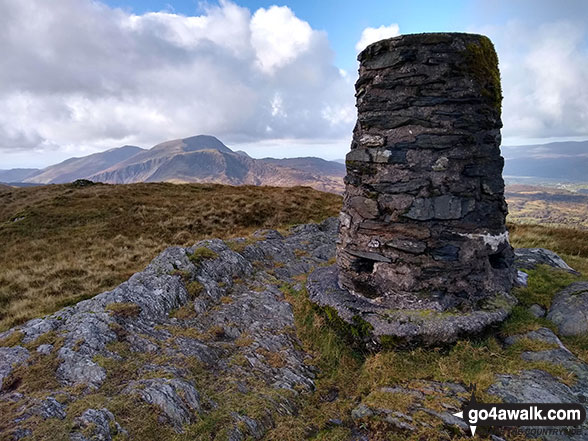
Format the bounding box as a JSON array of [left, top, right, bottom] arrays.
[[90, 135, 345, 193], [0, 135, 344, 193], [0, 168, 39, 183], [502, 140, 588, 182], [24, 145, 144, 184], [259, 157, 345, 176]]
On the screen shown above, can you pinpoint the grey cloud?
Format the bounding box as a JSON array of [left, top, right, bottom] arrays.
[[0, 0, 354, 154], [490, 21, 588, 141], [0, 125, 46, 152]]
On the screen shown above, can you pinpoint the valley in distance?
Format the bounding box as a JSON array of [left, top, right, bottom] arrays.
[[2, 135, 588, 230]]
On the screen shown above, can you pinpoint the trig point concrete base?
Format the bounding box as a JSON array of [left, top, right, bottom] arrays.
[[308, 33, 517, 345]]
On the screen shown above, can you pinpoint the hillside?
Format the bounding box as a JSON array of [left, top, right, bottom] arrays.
[[505, 184, 588, 229], [502, 140, 588, 182], [2, 181, 587, 332], [24, 146, 144, 184], [1, 183, 588, 440], [0, 182, 341, 331], [89, 135, 345, 193], [0, 185, 587, 440], [0, 169, 39, 183], [1, 135, 346, 193]]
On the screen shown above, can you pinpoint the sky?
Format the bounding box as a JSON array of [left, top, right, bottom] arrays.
[[1, 0, 588, 168]]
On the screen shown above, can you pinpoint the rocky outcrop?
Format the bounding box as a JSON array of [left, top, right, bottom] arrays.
[[0, 218, 338, 440], [547, 282, 588, 336], [0, 346, 29, 390], [516, 248, 581, 275], [0, 217, 586, 440], [491, 327, 588, 440]]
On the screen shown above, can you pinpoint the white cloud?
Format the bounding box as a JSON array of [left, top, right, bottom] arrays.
[[0, 0, 354, 163], [477, 20, 588, 143], [355, 24, 400, 52], [250, 5, 313, 73]]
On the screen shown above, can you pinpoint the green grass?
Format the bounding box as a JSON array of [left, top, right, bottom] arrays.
[[263, 224, 588, 440], [106, 302, 142, 318], [0, 182, 341, 331], [189, 247, 219, 265], [3, 181, 588, 439], [511, 265, 582, 309]]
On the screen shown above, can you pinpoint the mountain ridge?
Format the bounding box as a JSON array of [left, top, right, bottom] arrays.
[[9, 135, 345, 193], [23, 145, 144, 184], [502, 140, 588, 182]]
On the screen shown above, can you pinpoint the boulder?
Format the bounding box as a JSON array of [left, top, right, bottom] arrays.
[[547, 282, 588, 336], [515, 248, 579, 274]]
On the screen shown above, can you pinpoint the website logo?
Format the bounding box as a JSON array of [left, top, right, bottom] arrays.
[[452, 385, 586, 437]]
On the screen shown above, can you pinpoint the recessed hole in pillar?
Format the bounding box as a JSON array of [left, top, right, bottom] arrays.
[[489, 248, 509, 269], [351, 257, 375, 274]]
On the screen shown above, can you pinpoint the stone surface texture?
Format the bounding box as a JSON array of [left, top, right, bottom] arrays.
[[0, 219, 337, 440], [491, 327, 588, 440], [0, 217, 585, 439], [337, 33, 516, 312], [515, 248, 581, 275], [547, 282, 588, 336]]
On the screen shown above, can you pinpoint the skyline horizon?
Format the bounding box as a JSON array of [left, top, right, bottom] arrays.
[[3, 133, 588, 171], [1, 0, 588, 169]]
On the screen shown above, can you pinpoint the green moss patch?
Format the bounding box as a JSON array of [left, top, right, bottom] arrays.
[[189, 247, 219, 265], [513, 264, 582, 309], [464, 36, 502, 113], [106, 302, 142, 318]]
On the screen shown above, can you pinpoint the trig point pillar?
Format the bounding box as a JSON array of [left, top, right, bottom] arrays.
[[309, 33, 517, 344]]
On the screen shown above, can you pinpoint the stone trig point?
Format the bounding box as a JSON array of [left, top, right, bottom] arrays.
[[308, 33, 517, 344]]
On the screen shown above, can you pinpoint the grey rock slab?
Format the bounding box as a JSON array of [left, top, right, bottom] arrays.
[[351, 403, 374, 420], [0, 219, 338, 439], [35, 396, 67, 420], [515, 248, 579, 274], [489, 370, 588, 441], [489, 369, 579, 404], [190, 239, 254, 302], [124, 378, 202, 431], [56, 348, 107, 389], [548, 282, 588, 336], [515, 270, 529, 287], [71, 408, 126, 441], [307, 264, 516, 345], [19, 317, 61, 343], [0, 346, 30, 391], [529, 304, 546, 318], [504, 327, 568, 350], [36, 344, 53, 355], [491, 326, 588, 440]]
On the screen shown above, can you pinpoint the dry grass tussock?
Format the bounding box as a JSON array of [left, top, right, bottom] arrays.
[[1, 180, 587, 333], [0, 182, 341, 331]]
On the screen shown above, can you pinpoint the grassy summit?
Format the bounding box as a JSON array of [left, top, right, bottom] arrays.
[[2, 182, 588, 332], [0, 182, 341, 331]]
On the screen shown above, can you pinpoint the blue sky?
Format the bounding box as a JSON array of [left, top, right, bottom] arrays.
[[1, 0, 587, 168], [101, 0, 587, 71], [103, 0, 473, 71]]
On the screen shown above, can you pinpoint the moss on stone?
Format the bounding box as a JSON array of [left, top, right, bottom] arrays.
[[320, 305, 374, 344], [464, 36, 503, 114], [186, 281, 204, 298], [106, 302, 141, 318], [0, 330, 24, 347], [189, 247, 219, 265]]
